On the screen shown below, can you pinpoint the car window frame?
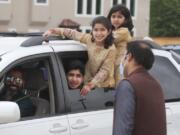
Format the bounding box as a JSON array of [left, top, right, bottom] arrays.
[[0, 52, 66, 120], [149, 55, 180, 102], [56, 50, 115, 114]]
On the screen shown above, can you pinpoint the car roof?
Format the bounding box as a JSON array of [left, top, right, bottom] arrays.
[[0, 35, 165, 57], [0, 37, 30, 55], [0, 36, 86, 56], [0, 36, 179, 74]]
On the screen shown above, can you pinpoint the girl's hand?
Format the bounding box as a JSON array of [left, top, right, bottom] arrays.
[[43, 29, 57, 38], [80, 83, 95, 96]]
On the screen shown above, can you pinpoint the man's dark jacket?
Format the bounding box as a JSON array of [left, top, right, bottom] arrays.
[[126, 67, 166, 135]]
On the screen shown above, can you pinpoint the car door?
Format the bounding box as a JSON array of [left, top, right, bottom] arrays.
[[66, 89, 114, 135], [55, 50, 114, 135], [0, 46, 71, 135], [149, 52, 180, 135], [68, 110, 113, 135], [0, 116, 70, 135]]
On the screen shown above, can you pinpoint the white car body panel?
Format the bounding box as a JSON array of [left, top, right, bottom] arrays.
[[166, 103, 180, 135], [0, 116, 70, 135], [0, 37, 180, 135], [0, 45, 53, 71], [153, 50, 180, 135], [48, 40, 87, 52], [0, 37, 29, 55], [68, 109, 113, 135]]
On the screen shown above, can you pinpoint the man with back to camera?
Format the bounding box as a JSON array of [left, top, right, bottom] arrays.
[[0, 68, 35, 117], [113, 40, 166, 135], [66, 60, 85, 89]]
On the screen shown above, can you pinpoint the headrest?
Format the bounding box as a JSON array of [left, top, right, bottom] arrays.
[[24, 68, 47, 91]]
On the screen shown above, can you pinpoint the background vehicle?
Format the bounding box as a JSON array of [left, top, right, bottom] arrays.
[[0, 34, 180, 135], [163, 44, 180, 55]]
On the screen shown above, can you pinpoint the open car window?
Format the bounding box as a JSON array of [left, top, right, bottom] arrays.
[[67, 88, 114, 113], [0, 58, 55, 119], [58, 50, 115, 113]]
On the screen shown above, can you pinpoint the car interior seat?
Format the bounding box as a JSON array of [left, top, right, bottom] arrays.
[[24, 68, 48, 96], [30, 97, 50, 116], [24, 67, 50, 116]]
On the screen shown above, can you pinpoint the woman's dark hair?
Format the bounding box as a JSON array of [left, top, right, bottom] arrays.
[[126, 41, 155, 70], [91, 16, 114, 49], [107, 4, 134, 32]]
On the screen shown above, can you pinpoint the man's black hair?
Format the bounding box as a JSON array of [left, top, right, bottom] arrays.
[[127, 41, 155, 70], [66, 60, 85, 75], [6, 67, 25, 80]]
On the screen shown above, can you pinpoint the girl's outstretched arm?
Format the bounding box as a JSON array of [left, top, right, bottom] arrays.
[[43, 28, 84, 41]]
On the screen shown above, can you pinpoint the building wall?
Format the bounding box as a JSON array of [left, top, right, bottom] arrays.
[[0, 0, 150, 38], [134, 0, 150, 38]]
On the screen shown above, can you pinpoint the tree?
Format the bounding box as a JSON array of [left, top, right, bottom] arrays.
[[150, 0, 180, 37]]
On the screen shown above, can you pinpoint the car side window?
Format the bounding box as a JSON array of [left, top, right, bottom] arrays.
[[0, 58, 55, 119], [149, 56, 180, 101], [57, 51, 115, 113], [68, 88, 114, 113]]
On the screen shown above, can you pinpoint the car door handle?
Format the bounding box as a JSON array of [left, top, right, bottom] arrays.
[[167, 122, 172, 125], [166, 107, 173, 115], [49, 126, 67, 133], [71, 119, 89, 129]]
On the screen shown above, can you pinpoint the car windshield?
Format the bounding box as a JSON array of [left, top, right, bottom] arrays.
[[149, 56, 180, 101], [163, 45, 180, 55], [170, 50, 180, 64]]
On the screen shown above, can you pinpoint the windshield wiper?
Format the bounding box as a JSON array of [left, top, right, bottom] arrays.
[[170, 50, 180, 64]]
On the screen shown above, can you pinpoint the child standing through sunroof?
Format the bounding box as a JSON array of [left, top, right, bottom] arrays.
[[107, 4, 134, 84], [43, 16, 116, 95]]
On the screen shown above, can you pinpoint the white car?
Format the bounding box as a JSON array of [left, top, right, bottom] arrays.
[[0, 35, 180, 135]]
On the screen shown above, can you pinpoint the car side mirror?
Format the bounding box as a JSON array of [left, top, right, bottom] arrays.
[[0, 101, 20, 123]]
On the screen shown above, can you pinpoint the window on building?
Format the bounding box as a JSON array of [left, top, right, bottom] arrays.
[[36, 0, 47, 3], [76, 0, 103, 16], [34, 0, 48, 5], [87, 0, 92, 14], [112, 0, 136, 16], [77, 0, 83, 14], [122, 0, 126, 5], [80, 26, 91, 33], [85, 29, 91, 33], [130, 0, 135, 16], [96, 0, 101, 14], [0, 0, 11, 3]]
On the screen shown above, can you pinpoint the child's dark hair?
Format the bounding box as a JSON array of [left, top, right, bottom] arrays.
[[107, 4, 134, 32], [91, 16, 114, 49], [66, 60, 85, 76]]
